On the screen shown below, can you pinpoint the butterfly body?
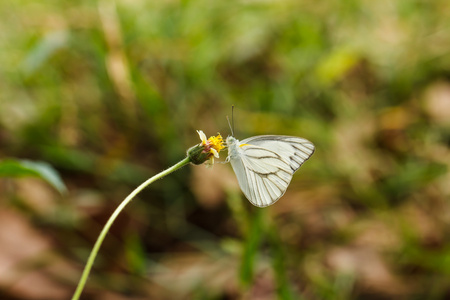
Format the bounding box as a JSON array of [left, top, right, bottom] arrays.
[[226, 135, 315, 207]]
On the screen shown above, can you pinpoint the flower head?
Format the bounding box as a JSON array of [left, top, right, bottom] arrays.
[[187, 130, 224, 166]]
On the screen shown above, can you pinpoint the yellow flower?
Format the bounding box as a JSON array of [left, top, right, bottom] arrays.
[[187, 130, 224, 166]]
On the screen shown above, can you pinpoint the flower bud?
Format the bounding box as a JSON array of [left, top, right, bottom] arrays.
[[187, 130, 224, 166]]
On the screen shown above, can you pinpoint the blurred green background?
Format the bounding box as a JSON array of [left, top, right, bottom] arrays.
[[1, 0, 450, 299]]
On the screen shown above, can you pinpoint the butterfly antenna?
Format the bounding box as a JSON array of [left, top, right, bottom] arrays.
[[226, 115, 234, 137], [227, 105, 235, 136], [231, 105, 235, 136]]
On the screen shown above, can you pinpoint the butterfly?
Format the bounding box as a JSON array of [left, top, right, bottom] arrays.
[[226, 135, 315, 207]]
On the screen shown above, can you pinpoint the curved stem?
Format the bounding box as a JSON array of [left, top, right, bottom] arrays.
[[72, 157, 191, 300]]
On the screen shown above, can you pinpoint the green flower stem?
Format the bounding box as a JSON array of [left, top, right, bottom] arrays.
[[72, 156, 191, 300]]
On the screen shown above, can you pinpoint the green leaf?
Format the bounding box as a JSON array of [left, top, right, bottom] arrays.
[[124, 232, 147, 275], [268, 225, 298, 300], [240, 208, 264, 286], [0, 159, 67, 195], [21, 30, 69, 77]]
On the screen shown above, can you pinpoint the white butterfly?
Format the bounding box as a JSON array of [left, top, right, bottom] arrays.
[[226, 135, 315, 207]]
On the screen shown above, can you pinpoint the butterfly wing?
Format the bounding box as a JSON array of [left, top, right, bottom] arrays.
[[241, 135, 315, 173], [230, 136, 315, 207]]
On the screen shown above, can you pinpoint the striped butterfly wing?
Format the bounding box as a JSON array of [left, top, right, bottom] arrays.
[[230, 136, 315, 207], [241, 135, 315, 173]]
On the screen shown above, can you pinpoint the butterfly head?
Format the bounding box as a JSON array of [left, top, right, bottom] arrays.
[[225, 136, 241, 163], [226, 136, 238, 148]]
